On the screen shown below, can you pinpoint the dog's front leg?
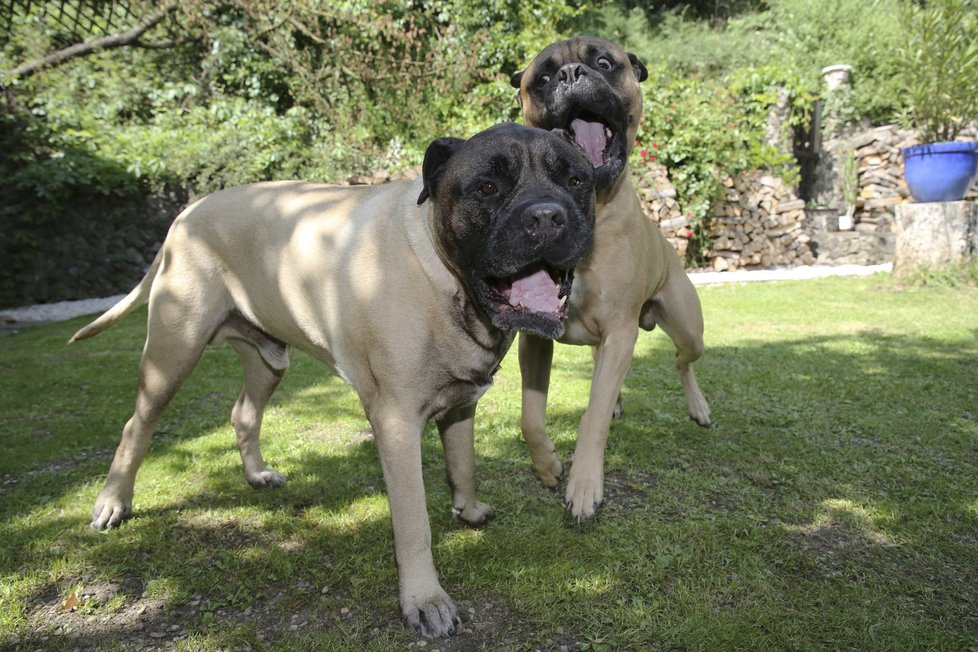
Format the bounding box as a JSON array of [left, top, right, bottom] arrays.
[[565, 324, 639, 522], [518, 333, 563, 486], [437, 403, 495, 526], [371, 409, 460, 638]]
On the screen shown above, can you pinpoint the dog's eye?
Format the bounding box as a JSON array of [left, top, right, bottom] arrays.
[[596, 57, 613, 71], [478, 182, 497, 197], [568, 176, 582, 188], [537, 74, 551, 86]]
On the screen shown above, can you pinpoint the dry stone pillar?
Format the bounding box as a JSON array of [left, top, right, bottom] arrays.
[[893, 201, 978, 275]]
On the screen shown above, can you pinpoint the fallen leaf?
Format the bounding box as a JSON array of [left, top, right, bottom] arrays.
[[59, 591, 79, 613]]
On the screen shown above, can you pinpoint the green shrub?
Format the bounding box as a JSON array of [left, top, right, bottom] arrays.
[[896, 0, 978, 142], [0, 101, 143, 305], [573, 0, 905, 125]]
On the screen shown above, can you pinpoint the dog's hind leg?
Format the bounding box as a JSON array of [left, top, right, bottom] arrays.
[[645, 256, 711, 427], [437, 403, 494, 526], [91, 290, 221, 530], [227, 334, 289, 489]]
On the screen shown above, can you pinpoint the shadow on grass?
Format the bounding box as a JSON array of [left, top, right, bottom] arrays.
[[2, 314, 977, 648]]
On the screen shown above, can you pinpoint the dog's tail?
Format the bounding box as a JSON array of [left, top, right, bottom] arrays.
[[68, 248, 164, 344]]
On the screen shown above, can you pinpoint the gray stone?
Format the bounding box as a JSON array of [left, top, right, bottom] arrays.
[[893, 201, 978, 275]]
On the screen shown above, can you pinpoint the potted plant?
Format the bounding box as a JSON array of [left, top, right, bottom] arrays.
[[898, 0, 978, 202]]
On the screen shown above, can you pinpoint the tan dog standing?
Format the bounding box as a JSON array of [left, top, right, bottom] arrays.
[[70, 124, 596, 637], [510, 37, 712, 521]]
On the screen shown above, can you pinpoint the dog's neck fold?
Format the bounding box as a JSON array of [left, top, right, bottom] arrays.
[[595, 162, 637, 218], [404, 178, 504, 353]]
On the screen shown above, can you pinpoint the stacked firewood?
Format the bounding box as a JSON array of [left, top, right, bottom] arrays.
[[633, 162, 693, 258], [706, 173, 813, 271], [851, 124, 913, 232]]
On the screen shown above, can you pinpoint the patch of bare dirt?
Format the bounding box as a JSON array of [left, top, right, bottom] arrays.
[[7, 573, 592, 651]]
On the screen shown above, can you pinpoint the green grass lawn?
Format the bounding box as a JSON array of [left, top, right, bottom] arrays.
[[1, 274, 976, 651]]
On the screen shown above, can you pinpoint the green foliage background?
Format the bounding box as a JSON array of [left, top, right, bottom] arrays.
[[0, 0, 924, 305]]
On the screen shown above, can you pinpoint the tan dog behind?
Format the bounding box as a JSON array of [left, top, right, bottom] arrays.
[[511, 37, 711, 521], [70, 124, 596, 637]]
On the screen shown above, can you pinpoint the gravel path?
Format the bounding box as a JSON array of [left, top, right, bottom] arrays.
[[687, 262, 891, 286], [0, 263, 892, 327], [1, 294, 127, 326]]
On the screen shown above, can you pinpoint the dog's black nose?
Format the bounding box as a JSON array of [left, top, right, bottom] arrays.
[[557, 63, 586, 85], [522, 203, 567, 241]]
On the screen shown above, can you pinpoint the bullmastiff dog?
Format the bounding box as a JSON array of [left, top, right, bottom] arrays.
[[510, 36, 712, 521], [69, 123, 596, 637]]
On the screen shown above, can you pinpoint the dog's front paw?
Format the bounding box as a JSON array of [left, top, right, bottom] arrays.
[[244, 468, 288, 489], [564, 458, 604, 522], [402, 586, 460, 638], [90, 491, 133, 530], [452, 501, 495, 527]]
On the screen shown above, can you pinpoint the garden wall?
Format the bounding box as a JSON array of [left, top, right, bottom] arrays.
[[0, 190, 186, 309], [636, 124, 978, 271]]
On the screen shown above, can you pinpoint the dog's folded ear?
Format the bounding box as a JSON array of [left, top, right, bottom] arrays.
[[418, 137, 466, 205], [509, 70, 524, 89], [628, 52, 648, 83]]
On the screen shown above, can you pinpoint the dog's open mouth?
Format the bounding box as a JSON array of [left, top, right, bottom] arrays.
[[487, 264, 573, 321], [569, 112, 616, 169], [561, 109, 626, 188]]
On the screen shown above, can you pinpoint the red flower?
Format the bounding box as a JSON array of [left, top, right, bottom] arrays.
[[651, 141, 659, 149], [640, 149, 648, 159]]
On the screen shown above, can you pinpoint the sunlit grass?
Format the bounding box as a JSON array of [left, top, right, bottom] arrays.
[[1, 274, 977, 649]]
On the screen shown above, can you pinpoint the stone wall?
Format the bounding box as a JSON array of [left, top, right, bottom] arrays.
[[811, 123, 978, 265], [1, 190, 187, 309]]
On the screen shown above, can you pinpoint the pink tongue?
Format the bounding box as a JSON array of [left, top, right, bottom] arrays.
[[570, 118, 607, 167], [509, 268, 560, 313]]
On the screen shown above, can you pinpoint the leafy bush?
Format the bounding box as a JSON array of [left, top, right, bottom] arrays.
[[3, 0, 579, 191], [897, 0, 978, 142], [574, 0, 905, 125]]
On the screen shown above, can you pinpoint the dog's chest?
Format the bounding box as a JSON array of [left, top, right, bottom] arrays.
[[425, 328, 512, 419], [557, 275, 604, 346], [428, 365, 499, 419]]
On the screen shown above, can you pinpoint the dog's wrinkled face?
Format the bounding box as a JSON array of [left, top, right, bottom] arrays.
[[510, 36, 648, 190], [418, 123, 595, 339]]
